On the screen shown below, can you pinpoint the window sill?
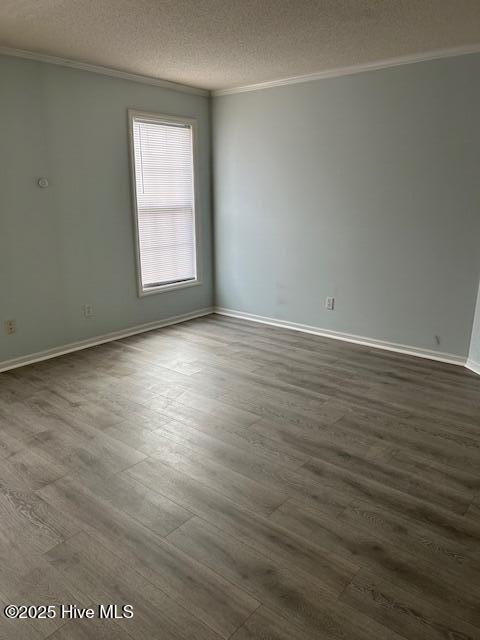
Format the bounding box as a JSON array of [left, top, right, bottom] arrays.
[[138, 278, 202, 297]]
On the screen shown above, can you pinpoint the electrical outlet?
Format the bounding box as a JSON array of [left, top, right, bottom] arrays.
[[83, 304, 94, 318], [4, 319, 16, 335], [325, 297, 335, 311]]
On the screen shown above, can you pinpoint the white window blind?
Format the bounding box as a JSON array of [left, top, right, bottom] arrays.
[[131, 114, 197, 291]]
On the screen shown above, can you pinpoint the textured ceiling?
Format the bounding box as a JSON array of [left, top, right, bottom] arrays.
[[1, 1, 480, 90]]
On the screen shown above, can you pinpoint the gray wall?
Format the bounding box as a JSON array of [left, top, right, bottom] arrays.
[[2, 53, 480, 364], [468, 281, 480, 365], [213, 54, 480, 358], [0, 56, 213, 363]]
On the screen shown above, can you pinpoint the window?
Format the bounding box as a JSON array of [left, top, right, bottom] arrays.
[[129, 111, 199, 295]]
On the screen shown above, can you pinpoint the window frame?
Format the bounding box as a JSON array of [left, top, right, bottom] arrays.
[[128, 109, 202, 297]]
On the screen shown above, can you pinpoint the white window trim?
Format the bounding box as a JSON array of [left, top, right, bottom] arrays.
[[128, 109, 202, 297]]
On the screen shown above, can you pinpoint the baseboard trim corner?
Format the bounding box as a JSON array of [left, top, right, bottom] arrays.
[[0, 307, 214, 374], [1, 305, 469, 374], [466, 359, 480, 376], [214, 307, 466, 367]]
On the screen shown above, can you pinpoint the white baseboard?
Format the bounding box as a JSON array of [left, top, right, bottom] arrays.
[[214, 307, 466, 367], [466, 359, 480, 376], [1, 305, 472, 374], [0, 307, 214, 374]]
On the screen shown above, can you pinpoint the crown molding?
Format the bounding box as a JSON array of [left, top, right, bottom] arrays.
[[2, 42, 480, 100], [0, 46, 209, 96], [212, 44, 480, 96]]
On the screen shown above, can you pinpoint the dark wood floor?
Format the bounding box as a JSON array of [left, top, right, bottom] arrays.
[[1, 313, 480, 640]]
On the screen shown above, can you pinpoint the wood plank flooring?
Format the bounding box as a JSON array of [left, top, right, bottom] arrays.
[[1, 313, 480, 639]]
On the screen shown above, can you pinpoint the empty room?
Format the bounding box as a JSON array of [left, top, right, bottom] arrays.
[[1, 1, 480, 639]]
